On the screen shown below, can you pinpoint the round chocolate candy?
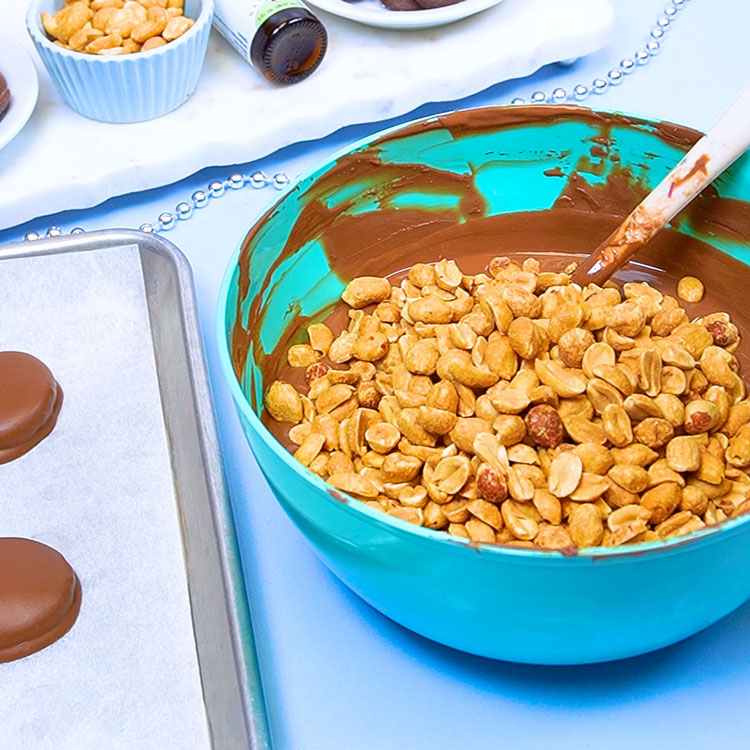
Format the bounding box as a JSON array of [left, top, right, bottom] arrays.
[[0, 351, 63, 464], [0, 538, 82, 663]]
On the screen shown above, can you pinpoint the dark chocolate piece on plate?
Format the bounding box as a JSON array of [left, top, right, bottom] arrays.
[[381, 0, 423, 10], [0, 73, 10, 121], [414, 0, 462, 7]]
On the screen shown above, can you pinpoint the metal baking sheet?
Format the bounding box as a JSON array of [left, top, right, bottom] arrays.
[[0, 230, 270, 750]]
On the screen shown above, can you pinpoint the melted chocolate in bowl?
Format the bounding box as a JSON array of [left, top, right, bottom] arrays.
[[0, 538, 82, 663], [260, 215, 750, 447], [0, 351, 63, 464], [226, 106, 750, 445]]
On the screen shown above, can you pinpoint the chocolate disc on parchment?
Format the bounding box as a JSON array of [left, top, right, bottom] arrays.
[[0, 351, 63, 464], [0, 538, 82, 663], [0, 73, 9, 121]]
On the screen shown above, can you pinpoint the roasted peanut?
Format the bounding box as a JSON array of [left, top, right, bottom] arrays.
[[494, 415, 528, 447], [535, 359, 586, 398], [508, 317, 547, 360], [563, 416, 607, 446], [501, 500, 539, 541], [266, 381, 303, 423], [641, 482, 682, 524], [525, 405, 564, 448], [608, 464, 649, 494], [574, 443, 614, 475], [328, 472, 379, 499], [684, 399, 721, 434], [666, 436, 701, 473], [558, 328, 594, 368], [535, 524, 574, 550], [548, 452, 583, 498], [568, 503, 604, 548], [476, 464, 508, 504], [727, 424, 750, 468], [634, 418, 674, 449], [677, 276, 704, 303], [42, 0, 193, 53], [449, 418, 492, 453], [271, 258, 745, 549], [568, 473, 608, 502], [601, 403, 633, 448], [680, 485, 709, 516], [342, 277, 391, 309]]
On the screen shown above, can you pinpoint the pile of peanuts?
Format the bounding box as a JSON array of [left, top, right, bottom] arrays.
[[265, 256, 750, 550], [41, 0, 194, 55]]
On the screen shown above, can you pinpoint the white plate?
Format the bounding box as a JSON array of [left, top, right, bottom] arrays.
[[307, 0, 505, 29], [0, 36, 39, 152]]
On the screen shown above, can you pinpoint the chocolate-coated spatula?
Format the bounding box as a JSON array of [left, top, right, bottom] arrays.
[[572, 83, 750, 287]]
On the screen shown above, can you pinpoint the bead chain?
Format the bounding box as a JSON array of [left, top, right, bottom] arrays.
[[23, 0, 691, 242]]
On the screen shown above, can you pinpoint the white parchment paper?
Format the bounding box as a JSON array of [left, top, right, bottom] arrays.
[[0, 246, 211, 750]]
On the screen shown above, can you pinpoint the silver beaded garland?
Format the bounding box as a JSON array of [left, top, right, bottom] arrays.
[[192, 190, 208, 209], [249, 171, 268, 189], [551, 87, 567, 103], [592, 77, 608, 94], [176, 202, 193, 220], [22, 0, 692, 243], [158, 212, 176, 231]]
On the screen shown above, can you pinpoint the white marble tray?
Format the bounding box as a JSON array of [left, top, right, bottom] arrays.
[[0, 0, 612, 230]]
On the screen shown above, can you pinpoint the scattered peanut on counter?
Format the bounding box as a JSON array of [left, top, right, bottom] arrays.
[[41, 0, 194, 56], [265, 258, 750, 551]]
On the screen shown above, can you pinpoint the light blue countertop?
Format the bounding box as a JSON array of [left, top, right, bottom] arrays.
[[3, 1, 750, 748]]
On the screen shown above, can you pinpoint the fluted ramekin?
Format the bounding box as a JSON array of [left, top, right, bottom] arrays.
[[27, 0, 213, 123]]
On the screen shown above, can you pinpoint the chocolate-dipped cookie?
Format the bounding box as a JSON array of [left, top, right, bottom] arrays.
[[0, 73, 9, 121], [0, 351, 63, 464], [0, 538, 82, 663]]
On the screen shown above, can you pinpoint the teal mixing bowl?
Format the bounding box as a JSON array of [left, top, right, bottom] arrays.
[[218, 105, 750, 664]]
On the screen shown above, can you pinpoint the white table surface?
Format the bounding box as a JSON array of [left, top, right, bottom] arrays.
[[0, 0, 612, 229], [2, 1, 750, 749]]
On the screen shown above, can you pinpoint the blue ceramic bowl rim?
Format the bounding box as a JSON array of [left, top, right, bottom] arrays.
[[217, 104, 750, 561], [26, 0, 214, 61]]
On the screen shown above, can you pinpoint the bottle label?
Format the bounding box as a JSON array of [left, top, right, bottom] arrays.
[[255, 0, 307, 27], [213, 0, 309, 61]]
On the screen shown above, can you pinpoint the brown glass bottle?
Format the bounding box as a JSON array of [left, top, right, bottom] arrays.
[[250, 6, 328, 85]]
